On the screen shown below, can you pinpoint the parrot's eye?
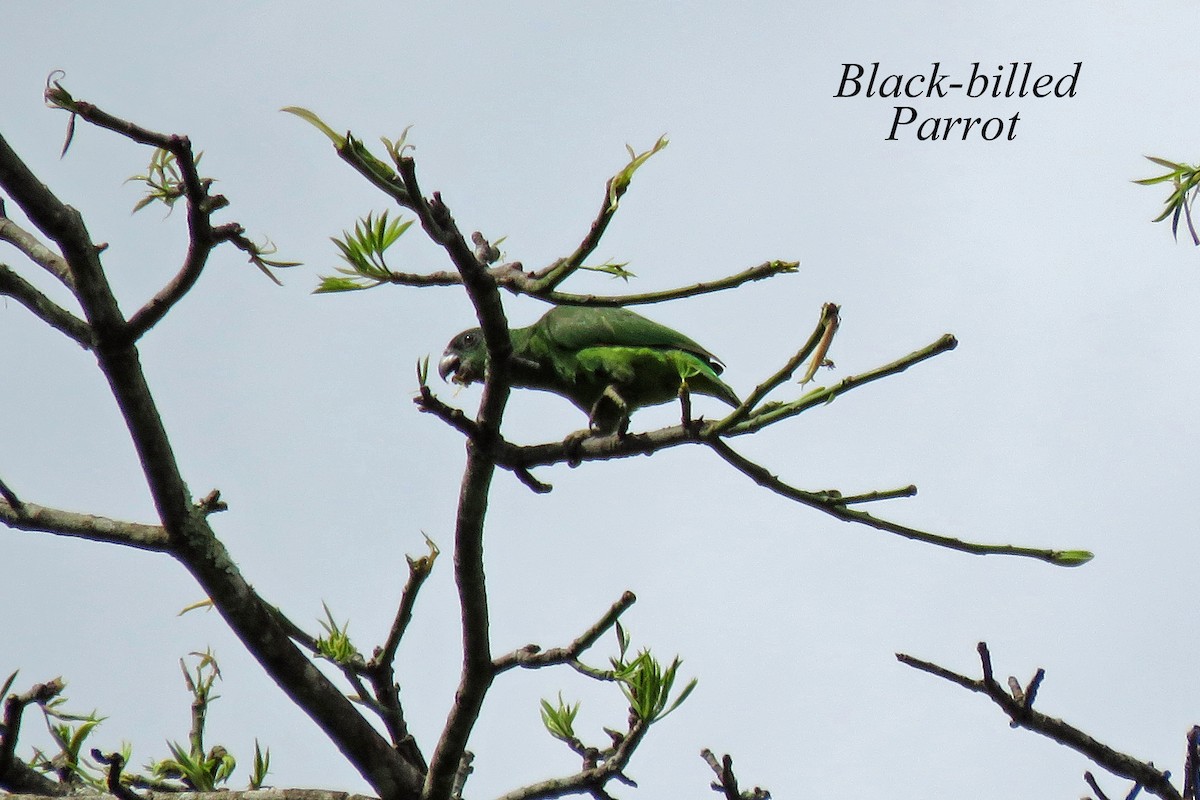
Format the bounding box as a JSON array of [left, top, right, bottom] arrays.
[[463, 333, 478, 346]]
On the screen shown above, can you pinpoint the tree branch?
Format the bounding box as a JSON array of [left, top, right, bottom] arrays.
[[12, 94, 425, 799], [725, 332, 959, 436], [365, 537, 438, 768], [700, 749, 770, 800], [493, 718, 650, 800], [0, 678, 68, 796], [709, 439, 1088, 564], [92, 750, 146, 800], [0, 476, 25, 513], [43, 85, 277, 341], [0, 499, 170, 551], [524, 136, 666, 294], [373, 153, 506, 800], [513, 260, 798, 307], [0, 209, 75, 288], [897, 644, 1183, 800], [710, 301, 838, 435], [493, 591, 636, 674], [349, 258, 798, 309], [0, 262, 93, 347]]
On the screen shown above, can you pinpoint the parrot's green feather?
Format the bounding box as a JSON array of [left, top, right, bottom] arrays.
[[528, 305, 723, 366], [440, 306, 739, 432]]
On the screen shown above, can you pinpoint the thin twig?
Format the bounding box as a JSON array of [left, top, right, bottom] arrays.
[[376, 260, 798, 308], [492, 718, 651, 800], [521, 261, 798, 306], [1084, 771, 1115, 800], [710, 439, 1085, 564], [450, 751, 474, 800], [365, 537, 438, 768], [493, 591, 636, 673], [836, 485, 918, 504], [91, 750, 145, 800], [525, 169, 630, 293], [709, 301, 838, 435], [0, 476, 25, 514], [373, 536, 440, 673], [123, 145, 232, 340], [726, 333, 959, 436], [700, 749, 771, 800]]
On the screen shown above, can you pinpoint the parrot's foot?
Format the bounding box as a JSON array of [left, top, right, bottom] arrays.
[[589, 385, 631, 438], [562, 428, 590, 467]]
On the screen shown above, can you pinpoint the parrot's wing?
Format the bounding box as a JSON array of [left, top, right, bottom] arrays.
[[534, 306, 726, 372]]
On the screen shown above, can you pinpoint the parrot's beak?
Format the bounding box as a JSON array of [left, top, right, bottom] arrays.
[[437, 351, 460, 382]]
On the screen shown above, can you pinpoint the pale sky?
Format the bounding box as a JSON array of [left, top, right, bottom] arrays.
[[4, 3, 1200, 798]]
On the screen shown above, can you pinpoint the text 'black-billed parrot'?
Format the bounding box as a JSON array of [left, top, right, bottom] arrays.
[[438, 305, 740, 434]]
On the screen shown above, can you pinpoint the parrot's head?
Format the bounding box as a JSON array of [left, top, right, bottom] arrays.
[[438, 327, 487, 385]]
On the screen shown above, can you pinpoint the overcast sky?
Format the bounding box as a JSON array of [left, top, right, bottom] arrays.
[[4, 3, 1200, 798]]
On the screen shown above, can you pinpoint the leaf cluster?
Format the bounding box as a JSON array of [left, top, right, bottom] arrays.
[[1136, 155, 1200, 245], [316, 603, 361, 665], [609, 624, 696, 724], [319, 211, 414, 292], [127, 148, 197, 214]]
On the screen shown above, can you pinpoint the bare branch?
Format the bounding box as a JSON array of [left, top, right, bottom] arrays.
[[1084, 771, 1116, 800], [493, 591, 636, 674], [364, 537, 438, 768], [122, 139, 238, 340], [701, 749, 771, 800], [709, 439, 1084, 564], [725, 333, 959, 436], [837, 485, 918, 504], [0, 130, 120, 339], [124, 214, 232, 340], [0, 476, 24, 513], [0, 262, 93, 347], [360, 259, 799, 310], [0, 212, 74, 288], [40, 88, 280, 341], [1, 499, 170, 552], [372, 536, 440, 674], [414, 386, 483, 440], [382, 269, 463, 288], [516, 260, 799, 307], [710, 301, 838, 435], [524, 136, 667, 293], [898, 645, 1183, 800]]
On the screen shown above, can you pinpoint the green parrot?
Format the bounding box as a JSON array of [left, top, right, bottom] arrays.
[[438, 305, 740, 433]]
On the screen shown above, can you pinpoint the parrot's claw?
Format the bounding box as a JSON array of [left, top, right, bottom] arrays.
[[589, 385, 631, 437], [562, 429, 590, 467]]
